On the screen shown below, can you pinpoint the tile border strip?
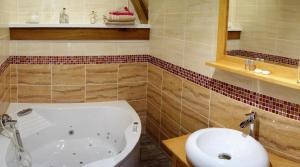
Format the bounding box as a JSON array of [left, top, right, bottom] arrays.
[[8, 55, 149, 64], [227, 50, 299, 66], [148, 56, 300, 121], [6, 55, 300, 121]]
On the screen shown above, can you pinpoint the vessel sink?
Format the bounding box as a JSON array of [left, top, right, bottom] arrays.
[[186, 128, 269, 167]]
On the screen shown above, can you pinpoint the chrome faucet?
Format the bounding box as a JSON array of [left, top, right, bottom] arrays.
[[240, 112, 256, 138], [1, 114, 17, 128], [1, 114, 24, 152]]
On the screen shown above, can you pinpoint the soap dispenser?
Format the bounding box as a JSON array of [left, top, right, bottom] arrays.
[[59, 8, 69, 24]]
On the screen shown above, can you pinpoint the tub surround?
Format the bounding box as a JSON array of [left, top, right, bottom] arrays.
[[162, 135, 300, 167]]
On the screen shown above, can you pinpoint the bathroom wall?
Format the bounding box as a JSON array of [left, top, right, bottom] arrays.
[[8, 0, 141, 24], [0, 0, 12, 115], [228, 0, 300, 59], [148, 0, 300, 163]]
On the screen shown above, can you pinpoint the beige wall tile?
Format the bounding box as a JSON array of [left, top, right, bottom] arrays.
[[269, 153, 300, 167], [182, 80, 210, 118], [161, 93, 181, 124], [52, 64, 85, 85], [84, 42, 118, 56], [254, 108, 300, 162], [118, 63, 148, 83], [17, 42, 52, 56], [164, 13, 185, 40], [118, 82, 147, 101], [117, 42, 149, 55], [10, 84, 17, 103], [18, 85, 51, 103], [209, 91, 252, 133], [86, 64, 118, 84], [128, 99, 147, 113], [161, 113, 180, 138], [146, 117, 160, 142], [10, 64, 17, 84], [181, 105, 208, 133], [147, 83, 161, 108], [18, 64, 51, 85], [147, 102, 160, 124], [148, 63, 163, 89], [86, 84, 117, 102], [162, 71, 182, 102], [52, 86, 85, 103]]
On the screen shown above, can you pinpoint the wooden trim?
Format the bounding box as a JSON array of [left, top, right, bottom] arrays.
[[131, 0, 148, 24], [228, 31, 241, 40], [216, 0, 229, 60], [10, 28, 150, 40]]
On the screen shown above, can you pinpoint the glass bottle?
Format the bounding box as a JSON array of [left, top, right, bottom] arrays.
[[89, 11, 97, 24]]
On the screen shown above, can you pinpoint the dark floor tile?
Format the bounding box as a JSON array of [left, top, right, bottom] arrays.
[[140, 134, 171, 167]]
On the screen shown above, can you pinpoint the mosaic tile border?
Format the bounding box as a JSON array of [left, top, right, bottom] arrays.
[[227, 50, 299, 66], [6, 55, 300, 121], [8, 55, 149, 64], [148, 56, 300, 121]]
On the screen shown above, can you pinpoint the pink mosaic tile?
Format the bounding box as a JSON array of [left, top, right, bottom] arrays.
[[9, 55, 149, 64], [5, 55, 300, 121], [227, 50, 299, 66]]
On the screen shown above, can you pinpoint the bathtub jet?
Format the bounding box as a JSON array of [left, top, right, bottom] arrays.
[[0, 101, 141, 167]]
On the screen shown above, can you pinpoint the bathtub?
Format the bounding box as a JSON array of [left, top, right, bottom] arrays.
[[0, 101, 141, 167]]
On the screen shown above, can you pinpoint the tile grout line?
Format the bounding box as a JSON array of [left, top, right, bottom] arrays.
[[84, 64, 87, 103], [50, 64, 53, 103], [117, 64, 119, 101], [16, 64, 19, 103]]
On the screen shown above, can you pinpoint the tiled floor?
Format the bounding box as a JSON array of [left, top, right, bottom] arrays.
[[140, 134, 171, 167]]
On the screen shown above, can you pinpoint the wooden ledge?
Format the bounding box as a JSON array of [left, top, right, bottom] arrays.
[[228, 30, 241, 40], [206, 57, 300, 90], [10, 27, 150, 40]]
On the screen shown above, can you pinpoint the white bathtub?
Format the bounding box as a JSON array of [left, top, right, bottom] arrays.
[[0, 101, 141, 167]]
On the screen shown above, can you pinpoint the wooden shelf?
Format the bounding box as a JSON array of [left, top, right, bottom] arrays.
[[228, 30, 241, 40], [163, 135, 300, 167], [206, 57, 300, 90], [10, 26, 150, 40]]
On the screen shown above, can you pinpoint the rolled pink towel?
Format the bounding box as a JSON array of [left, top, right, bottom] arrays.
[[109, 7, 134, 16], [104, 14, 136, 22]]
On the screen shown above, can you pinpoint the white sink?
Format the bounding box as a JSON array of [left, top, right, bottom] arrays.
[[186, 128, 269, 167]]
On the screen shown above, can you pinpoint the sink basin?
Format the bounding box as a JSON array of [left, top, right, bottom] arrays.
[[186, 128, 269, 167]]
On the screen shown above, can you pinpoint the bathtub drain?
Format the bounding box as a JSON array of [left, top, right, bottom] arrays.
[[68, 130, 74, 135]]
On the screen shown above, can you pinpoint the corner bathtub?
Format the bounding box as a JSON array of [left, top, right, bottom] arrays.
[[0, 101, 141, 167]]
